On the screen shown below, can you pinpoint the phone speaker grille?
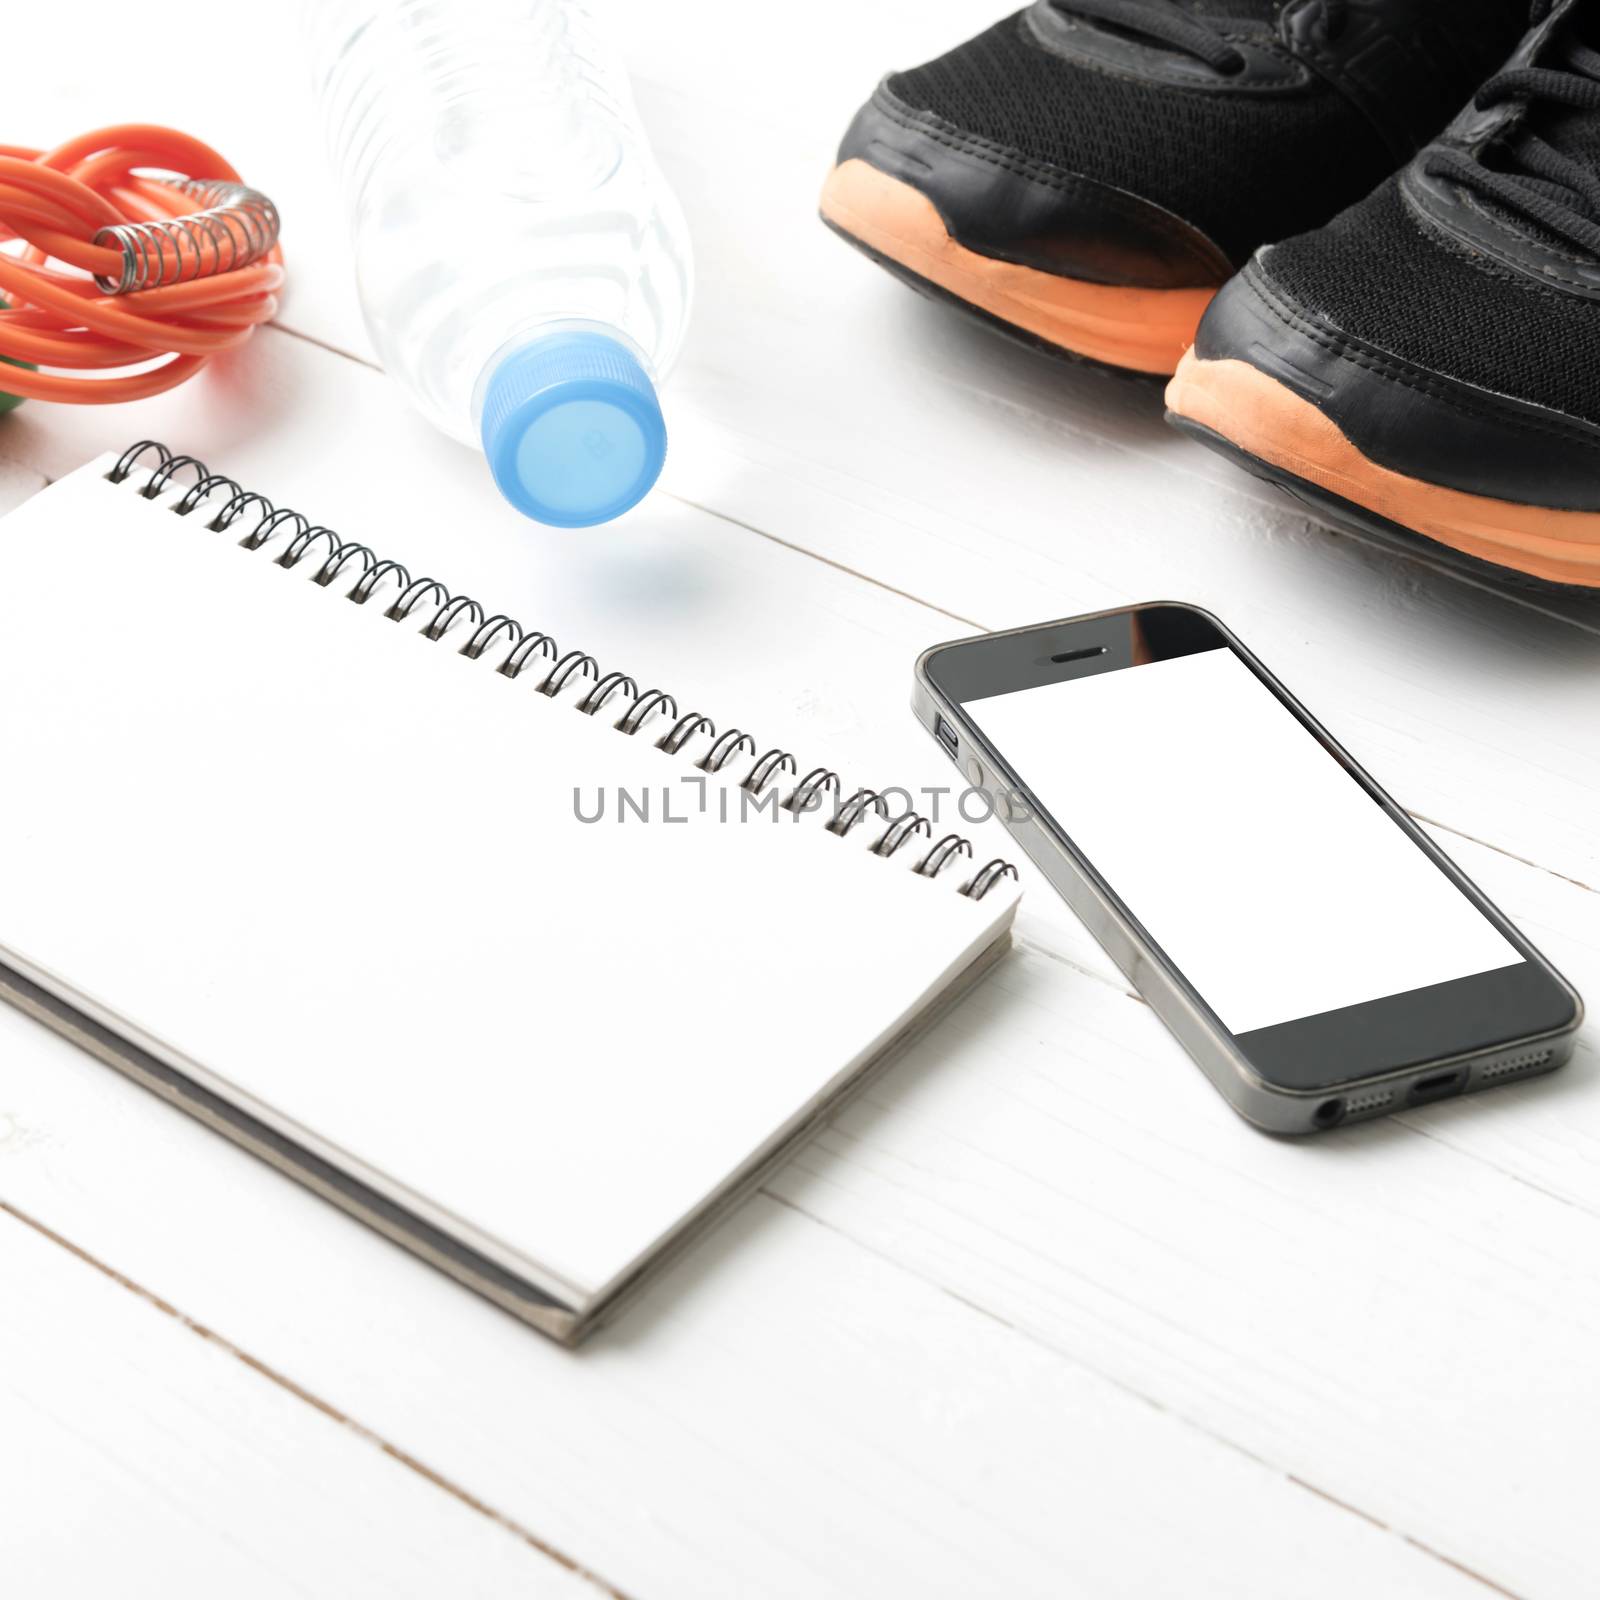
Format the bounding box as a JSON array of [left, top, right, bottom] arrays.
[[1476, 1048, 1553, 1085], [1344, 1088, 1394, 1117]]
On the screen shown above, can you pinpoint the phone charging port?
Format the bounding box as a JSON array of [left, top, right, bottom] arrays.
[[934, 715, 959, 757], [1407, 1069, 1467, 1106]]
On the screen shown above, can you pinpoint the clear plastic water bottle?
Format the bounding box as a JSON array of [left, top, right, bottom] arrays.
[[304, 0, 694, 526]]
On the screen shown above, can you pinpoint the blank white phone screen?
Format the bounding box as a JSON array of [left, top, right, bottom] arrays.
[[967, 646, 1521, 1034]]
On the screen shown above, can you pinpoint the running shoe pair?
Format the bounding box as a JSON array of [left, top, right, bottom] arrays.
[[821, 0, 1600, 589]]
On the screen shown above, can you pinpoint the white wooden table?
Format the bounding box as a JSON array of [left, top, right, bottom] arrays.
[[3, 4, 1598, 1595]]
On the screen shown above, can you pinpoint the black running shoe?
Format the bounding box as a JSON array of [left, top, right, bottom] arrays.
[[1168, 0, 1600, 587], [820, 2, 1527, 374]]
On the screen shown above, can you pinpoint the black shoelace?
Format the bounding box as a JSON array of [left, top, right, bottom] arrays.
[[1424, 0, 1600, 258], [1058, 0, 1347, 75]]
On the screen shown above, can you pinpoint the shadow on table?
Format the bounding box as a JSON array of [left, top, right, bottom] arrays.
[[884, 290, 1600, 646], [589, 941, 1596, 1354]]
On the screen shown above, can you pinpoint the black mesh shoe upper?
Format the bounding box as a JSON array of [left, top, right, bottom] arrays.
[[1263, 177, 1600, 427], [1259, 0, 1600, 428], [885, 2, 1530, 267]]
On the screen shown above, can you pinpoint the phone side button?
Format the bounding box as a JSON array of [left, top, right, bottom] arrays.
[[965, 756, 986, 788]]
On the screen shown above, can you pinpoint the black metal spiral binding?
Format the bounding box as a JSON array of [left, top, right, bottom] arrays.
[[618, 689, 676, 736], [918, 836, 973, 880], [700, 729, 755, 774], [658, 712, 713, 754], [830, 789, 887, 837], [873, 812, 931, 859], [785, 767, 840, 814], [106, 441, 1018, 900], [743, 749, 796, 795], [579, 672, 637, 716]]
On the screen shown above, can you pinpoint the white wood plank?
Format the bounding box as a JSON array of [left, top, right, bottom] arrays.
[[0, 1204, 606, 1600], [0, 1003, 1492, 1600], [0, 457, 47, 507], [768, 828, 1600, 1600]]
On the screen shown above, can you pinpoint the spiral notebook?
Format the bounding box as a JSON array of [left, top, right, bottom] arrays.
[[0, 445, 1020, 1344]]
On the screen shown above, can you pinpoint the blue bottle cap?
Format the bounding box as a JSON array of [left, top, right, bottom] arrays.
[[479, 330, 667, 527]]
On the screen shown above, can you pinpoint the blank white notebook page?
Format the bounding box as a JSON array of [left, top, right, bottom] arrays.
[[0, 461, 1016, 1306]]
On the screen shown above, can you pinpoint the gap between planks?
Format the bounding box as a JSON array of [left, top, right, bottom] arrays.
[[759, 1188, 1527, 1600], [266, 308, 1600, 650], [1, 1174, 1523, 1600], [1016, 932, 1600, 1199], [0, 1197, 634, 1600], [662, 488, 1597, 908]]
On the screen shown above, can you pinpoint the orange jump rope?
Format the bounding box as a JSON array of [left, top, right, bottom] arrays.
[[0, 124, 283, 407]]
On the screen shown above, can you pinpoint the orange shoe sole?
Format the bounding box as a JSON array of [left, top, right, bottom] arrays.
[[819, 159, 1215, 377], [1166, 352, 1600, 589]]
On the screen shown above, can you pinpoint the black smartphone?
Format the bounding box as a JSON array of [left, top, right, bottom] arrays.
[[913, 603, 1583, 1133]]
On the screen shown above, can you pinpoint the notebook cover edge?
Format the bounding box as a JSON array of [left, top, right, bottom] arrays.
[[0, 958, 584, 1345], [572, 925, 1017, 1344]]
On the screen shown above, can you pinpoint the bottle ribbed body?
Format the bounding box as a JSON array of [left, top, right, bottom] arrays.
[[304, 0, 693, 454]]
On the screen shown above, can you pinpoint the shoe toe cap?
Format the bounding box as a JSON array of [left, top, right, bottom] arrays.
[[1183, 262, 1600, 515], [831, 82, 1232, 292]]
